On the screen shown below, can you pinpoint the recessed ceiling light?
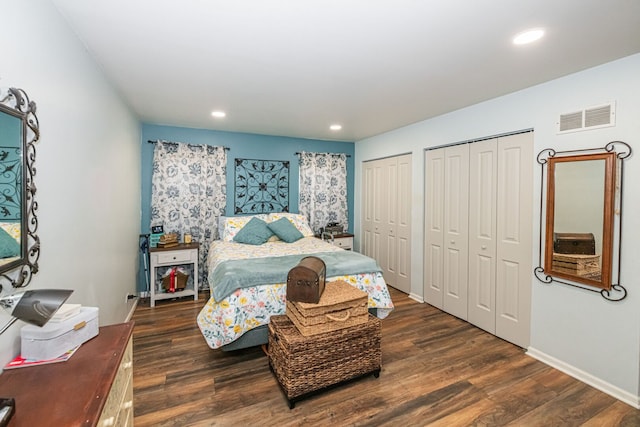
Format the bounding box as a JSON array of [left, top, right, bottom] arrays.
[[211, 111, 226, 118], [330, 124, 342, 131], [513, 28, 545, 45]]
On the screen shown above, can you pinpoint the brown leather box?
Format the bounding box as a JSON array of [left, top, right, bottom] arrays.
[[553, 232, 596, 255], [286, 256, 326, 303]]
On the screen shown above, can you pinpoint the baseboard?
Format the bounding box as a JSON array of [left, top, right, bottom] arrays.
[[125, 298, 139, 322], [408, 293, 424, 303], [527, 347, 640, 409], [139, 291, 149, 299]]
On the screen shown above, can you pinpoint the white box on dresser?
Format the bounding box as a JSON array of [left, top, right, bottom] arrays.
[[21, 306, 99, 360]]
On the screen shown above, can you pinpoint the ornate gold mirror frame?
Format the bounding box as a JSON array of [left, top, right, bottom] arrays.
[[534, 141, 630, 301]]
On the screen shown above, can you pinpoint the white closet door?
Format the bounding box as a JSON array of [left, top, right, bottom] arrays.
[[382, 157, 398, 285], [424, 149, 445, 308], [395, 154, 412, 294], [495, 133, 533, 348], [468, 139, 498, 333], [371, 161, 386, 265], [362, 162, 375, 258], [363, 154, 412, 294], [443, 144, 469, 319]]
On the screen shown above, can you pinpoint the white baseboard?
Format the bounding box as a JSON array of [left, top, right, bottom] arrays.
[[125, 298, 138, 323], [408, 293, 424, 303], [527, 347, 640, 409]]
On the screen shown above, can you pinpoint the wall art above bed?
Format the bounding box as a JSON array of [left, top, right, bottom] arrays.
[[234, 158, 289, 214]]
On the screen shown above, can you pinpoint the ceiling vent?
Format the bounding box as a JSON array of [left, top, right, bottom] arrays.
[[558, 102, 615, 134]]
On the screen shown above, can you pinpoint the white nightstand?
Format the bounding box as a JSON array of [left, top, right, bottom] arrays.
[[149, 242, 199, 307], [318, 232, 354, 251]]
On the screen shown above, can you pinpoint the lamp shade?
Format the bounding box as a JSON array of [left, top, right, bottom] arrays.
[[0, 289, 73, 327]]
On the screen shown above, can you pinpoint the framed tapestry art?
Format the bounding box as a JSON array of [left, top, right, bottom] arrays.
[[235, 158, 289, 214]]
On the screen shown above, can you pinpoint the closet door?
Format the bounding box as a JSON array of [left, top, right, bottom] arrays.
[[362, 162, 375, 258], [362, 154, 412, 294], [394, 154, 412, 294], [442, 145, 469, 319], [424, 149, 445, 308], [468, 139, 498, 333], [381, 157, 397, 286], [495, 132, 533, 348]]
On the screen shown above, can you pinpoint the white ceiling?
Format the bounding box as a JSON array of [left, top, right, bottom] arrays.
[[52, 0, 640, 142]]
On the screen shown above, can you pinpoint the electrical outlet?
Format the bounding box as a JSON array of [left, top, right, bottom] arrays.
[[125, 293, 130, 304]]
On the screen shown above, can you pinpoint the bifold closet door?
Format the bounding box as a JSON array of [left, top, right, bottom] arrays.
[[362, 154, 412, 294], [468, 139, 498, 333], [424, 149, 445, 308], [424, 145, 469, 319], [494, 133, 533, 348], [362, 161, 384, 262], [467, 133, 533, 347], [390, 154, 411, 294]]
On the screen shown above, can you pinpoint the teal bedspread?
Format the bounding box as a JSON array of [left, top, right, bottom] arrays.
[[211, 251, 382, 302]]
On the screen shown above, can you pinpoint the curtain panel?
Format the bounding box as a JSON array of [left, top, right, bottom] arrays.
[[298, 151, 348, 233], [150, 141, 227, 288]]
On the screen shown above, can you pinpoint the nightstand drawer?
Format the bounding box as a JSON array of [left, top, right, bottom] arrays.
[[333, 237, 353, 250], [156, 250, 193, 264]]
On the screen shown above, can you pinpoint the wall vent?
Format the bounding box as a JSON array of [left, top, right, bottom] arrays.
[[558, 102, 615, 134]]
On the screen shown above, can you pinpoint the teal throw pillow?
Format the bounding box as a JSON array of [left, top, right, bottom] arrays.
[[233, 217, 274, 245], [0, 227, 20, 258], [267, 217, 304, 243]]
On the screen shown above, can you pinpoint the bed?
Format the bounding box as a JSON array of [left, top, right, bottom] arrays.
[[196, 213, 394, 350]]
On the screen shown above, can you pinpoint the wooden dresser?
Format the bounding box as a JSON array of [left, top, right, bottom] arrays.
[[0, 322, 134, 426]]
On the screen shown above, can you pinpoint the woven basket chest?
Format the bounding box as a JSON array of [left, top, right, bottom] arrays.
[[552, 253, 601, 279], [268, 314, 381, 408], [286, 280, 368, 336]]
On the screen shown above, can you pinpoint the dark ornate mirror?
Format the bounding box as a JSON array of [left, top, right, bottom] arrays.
[[0, 88, 39, 290], [535, 142, 630, 301]]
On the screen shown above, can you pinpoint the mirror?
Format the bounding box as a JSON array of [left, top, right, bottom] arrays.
[[0, 88, 39, 290], [535, 142, 630, 301], [544, 153, 615, 290]]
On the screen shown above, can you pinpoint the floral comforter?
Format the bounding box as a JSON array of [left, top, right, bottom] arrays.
[[197, 237, 394, 349]]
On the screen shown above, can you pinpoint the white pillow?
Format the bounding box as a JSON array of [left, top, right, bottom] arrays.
[[220, 215, 268, 242], [267, 212, 314, 237]]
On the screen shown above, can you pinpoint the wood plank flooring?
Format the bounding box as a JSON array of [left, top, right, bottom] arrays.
[[131, 288, 639, 426]]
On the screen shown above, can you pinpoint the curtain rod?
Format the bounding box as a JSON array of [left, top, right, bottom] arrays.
[[147, 140, 230, 150], [295, 151, 351, 158]]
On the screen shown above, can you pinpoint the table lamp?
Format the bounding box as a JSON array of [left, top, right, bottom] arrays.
[[0, 289, 73, 334]]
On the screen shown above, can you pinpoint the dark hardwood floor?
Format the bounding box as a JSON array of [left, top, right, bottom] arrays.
[[132, 288, 639, 426]]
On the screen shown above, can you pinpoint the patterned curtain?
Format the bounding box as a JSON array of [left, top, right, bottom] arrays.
[[298, 151, 348, 233], [150, 141, 227, 289]]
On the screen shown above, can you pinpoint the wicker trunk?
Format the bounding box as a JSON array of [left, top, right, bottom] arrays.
[[268, 314, 381, 408], [286, 280, 368, 336], [552, 253, 601, 279]]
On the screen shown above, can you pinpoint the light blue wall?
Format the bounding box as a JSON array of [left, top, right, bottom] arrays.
[[139, 124, 355, 290], [355, 53, 640, 401]]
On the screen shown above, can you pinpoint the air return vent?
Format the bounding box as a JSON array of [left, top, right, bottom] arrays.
[[558, 102, 615, 134]]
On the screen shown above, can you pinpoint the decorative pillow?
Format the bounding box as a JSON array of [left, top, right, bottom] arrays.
[[267, 212, 314, 237], [233, 217, 274, 245], [0, 227, 20, 258], [220, 215, 268, 241], [267, 217, 304, 243], [0, 222, 20, 243]]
